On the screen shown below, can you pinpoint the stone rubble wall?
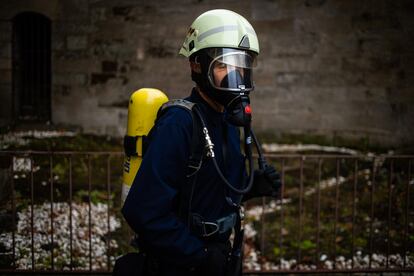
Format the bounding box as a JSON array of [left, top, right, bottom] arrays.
[[0, 0, 413, 147]]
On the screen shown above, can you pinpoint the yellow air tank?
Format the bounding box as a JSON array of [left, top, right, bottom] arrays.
[[122, 88, 169, 202]]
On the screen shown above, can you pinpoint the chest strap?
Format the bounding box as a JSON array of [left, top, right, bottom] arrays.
[[189, 212, 237, 238]]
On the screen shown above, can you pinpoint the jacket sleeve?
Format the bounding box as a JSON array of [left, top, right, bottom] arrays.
[[121, 108, 207, 268]]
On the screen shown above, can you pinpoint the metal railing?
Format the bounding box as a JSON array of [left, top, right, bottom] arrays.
[[0, 151, 412, 274], [244, 154, 413, 274], [0, 151, 122, 275]]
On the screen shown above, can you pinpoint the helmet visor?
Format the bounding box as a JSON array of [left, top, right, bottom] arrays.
[[206, 48, 257, 92]]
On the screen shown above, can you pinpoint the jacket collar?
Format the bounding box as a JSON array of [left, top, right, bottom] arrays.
[[187, 88, 224, 126]]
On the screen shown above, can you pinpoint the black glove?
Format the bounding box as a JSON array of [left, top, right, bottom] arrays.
[[197, 242, 230, 275], [243, 162, 282, 202]]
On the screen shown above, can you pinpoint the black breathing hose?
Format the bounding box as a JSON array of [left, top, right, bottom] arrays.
[[251, 130, 266, 170], [211, 127, 255, 195], [195, 108, 255, 195]]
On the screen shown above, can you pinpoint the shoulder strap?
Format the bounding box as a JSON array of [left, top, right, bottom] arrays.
[[157, 99, 204, 176], [156, 99, 206, 223], [158, 99, 196, 112]]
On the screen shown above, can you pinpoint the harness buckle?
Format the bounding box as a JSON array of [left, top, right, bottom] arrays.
[[216, 213, 237, 234], [201, 221, 219, 237], [190, 212, 237, 238]]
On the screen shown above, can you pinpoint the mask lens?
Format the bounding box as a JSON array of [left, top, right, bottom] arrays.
[[208, 53, 254, 91], [211, 64, 252, 90]]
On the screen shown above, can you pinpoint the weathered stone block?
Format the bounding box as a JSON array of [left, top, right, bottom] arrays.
[[67, 35, 88, 50], [257, 21, 295, 42], [91, 38, 132, 59], [102, 61, 118, 72], [351, 12, 402, 35], [112, 6, 133, 16], [359, 38, 403, 57], [262, 57, 313, 73], [270, 35, 319, 57], [51, 37, 65, 51], [53, 85, 71, 97], [54, 73, 88, 86], [317, 34, 359, 56], [252, 0, 301, 21], [294, 15, 353, 35], [90, 22, 125, 41], [91, 73, 115, 85], [91, 7, 107, 23], [53, 22, 97, 36], [275, 72, 302, 84], [59, 0, 89, 21], [53, 59, 100, 74]]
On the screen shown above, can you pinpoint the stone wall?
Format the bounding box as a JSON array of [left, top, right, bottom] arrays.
[[0, 0, 413, 146]]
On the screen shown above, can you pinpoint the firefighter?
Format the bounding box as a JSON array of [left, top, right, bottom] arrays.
[[121, 9, 281, 276]]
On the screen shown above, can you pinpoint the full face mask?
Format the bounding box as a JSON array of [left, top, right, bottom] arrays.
[[191, 48, 257, 127]]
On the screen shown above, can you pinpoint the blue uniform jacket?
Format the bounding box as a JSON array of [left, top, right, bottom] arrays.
[[121, 89, 246, 268]]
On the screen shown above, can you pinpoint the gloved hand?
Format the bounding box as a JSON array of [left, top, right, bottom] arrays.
[[197, 242, 230, 275], [243, 162, 282, 202], [263, 163, 281, 189]]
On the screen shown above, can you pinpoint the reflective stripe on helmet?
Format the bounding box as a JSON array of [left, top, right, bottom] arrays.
[[197, 25, 238, 42]]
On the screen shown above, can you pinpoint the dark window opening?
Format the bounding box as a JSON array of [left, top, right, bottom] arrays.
[[12, 12, 51, 122]]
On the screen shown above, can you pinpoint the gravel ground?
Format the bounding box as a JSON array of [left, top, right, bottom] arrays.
[[0, 202, 120, 270], [244, 249, 414, 271], [1, 201, 412, 272]]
